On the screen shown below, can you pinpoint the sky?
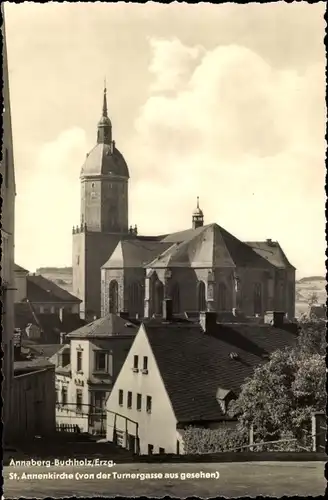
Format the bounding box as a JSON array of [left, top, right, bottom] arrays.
[[4, 1, 326, 278]]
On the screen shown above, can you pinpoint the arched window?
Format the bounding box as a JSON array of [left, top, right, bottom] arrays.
[[253, 283, 262, 315], [109, 280, 119, 314], [218, 283, 227, 311], [154, 280, 164, 315], [171, 283, 180, 314], [128, 282, 142, 314], [197, 281, 206, 312]]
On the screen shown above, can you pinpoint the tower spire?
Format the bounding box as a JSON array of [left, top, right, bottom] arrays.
[[192, 195, 204, 229], [102, 79, 108, 118], [97, 80, 112, 145]]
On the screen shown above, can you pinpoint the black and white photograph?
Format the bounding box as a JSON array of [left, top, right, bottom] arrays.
[[1, 1, 326, 497]]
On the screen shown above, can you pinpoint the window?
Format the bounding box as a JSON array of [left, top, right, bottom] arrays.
[[254, 283, 262, 315], [136, 393, 142, 411], [133, 355, 139, 370], [94, 351, 108, 372], [128, 282, 142, 314], [76, 255, 80, 265], [61, 352, 70, 367], [61, 387, 67, 405], [76, 351, 82, 372], [197, 281, 206, 312], [218, 283, 227, 311], [159, 447, 165, 454], [91, 182, 95, 188], [92, 391, 107, 413], [146, 395, 152, 413], [148, 444, 154, 455], [56, 389, 59, 403], [127, 391, 132, 409], [118, 389, 123, 406], [154, 279, 164, 315], [109, 280, 119, 314], [143, 356, 148, 371], [76, 389, 83, 411]]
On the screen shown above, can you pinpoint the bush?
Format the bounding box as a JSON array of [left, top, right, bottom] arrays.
[[183, 426, 248, 454]]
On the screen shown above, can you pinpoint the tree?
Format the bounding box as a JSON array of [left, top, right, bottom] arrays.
[[229, 320, 326, 450], [308, 292, 319, 306]]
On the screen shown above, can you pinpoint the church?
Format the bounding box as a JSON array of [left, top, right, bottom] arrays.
[[72, 88, 296, 322]]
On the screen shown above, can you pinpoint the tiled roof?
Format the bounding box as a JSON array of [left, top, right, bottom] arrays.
[[148, 224, 273, 269], [245, 241, 295, 269], [143, 319, 297, 423], [27, 274, 81, 303], [21, 342, 62, 359], [102, 240, 172, 269], [14, 263, 29, 273], [14, 303, 86, 344], [14, 358, 55, 375], [81, 143, 129, 178], [66, 313, 138, 339]]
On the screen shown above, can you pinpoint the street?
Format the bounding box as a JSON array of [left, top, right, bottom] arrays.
[[3, 461, 326, 498]]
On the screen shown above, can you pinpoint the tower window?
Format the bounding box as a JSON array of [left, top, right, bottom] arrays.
[[91, 182, 95, 188]]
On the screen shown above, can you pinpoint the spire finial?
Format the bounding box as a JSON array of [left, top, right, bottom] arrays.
[[102, 79, 108, 118], [197, 196, 200, 209]]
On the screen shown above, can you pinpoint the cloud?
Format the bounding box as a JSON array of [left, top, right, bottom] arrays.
[[148, 37, 204, 92], [128, 38, 326, 276], [15, 128, 88, 270]]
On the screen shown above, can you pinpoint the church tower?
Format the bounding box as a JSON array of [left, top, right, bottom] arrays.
[[192, 197, 204, 229], [73, 85, 130, 320], [80, 85, 129, 233]]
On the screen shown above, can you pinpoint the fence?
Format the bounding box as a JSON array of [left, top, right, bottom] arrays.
[[55, 403, 139, 451], [56, 402, 107, 436]]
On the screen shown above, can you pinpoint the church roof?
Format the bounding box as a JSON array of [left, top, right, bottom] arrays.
[[245, 241, 296, 270], [81, 143, 129, 178], [142, 319, 298, 423], [102, 240, 172, 269], [148, 224, 273, 269]]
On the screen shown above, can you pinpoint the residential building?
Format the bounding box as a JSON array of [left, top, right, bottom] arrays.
[[72, 88, 295, 322], [14, 265, 81, 314], [106, 303, 298, 454], [1, 4, 16, 438], [53, 314, 138, 434]]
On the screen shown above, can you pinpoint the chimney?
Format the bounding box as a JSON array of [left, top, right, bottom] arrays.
[[273, 311, 285, 328], [200, 311, 217, 334], [119, 310, 130, 320], [162, 299, 173, 321]]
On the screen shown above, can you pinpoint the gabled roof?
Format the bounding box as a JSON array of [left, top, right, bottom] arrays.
[[102, 240, 172, 269], [66, 313, 138, 339], [26, 274, 81, 303], [246, 241, 296, 270], [14, 263, 29, 273], [148, 224, 273, 269], [142, 319, 297, 423]]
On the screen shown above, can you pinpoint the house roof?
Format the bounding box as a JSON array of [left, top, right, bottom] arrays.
[[148, 224, 274, 269], [142, 319, 298, 423], [14, 303, 86, 343], [26, 274, 81, 303], [66, 313, 138, 339], [245, 241, 296, 270], [14, 358, 55, 375], [14, 263, 29, 273], [102, 240, 172, 269], [20, 342, 62, 360]]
